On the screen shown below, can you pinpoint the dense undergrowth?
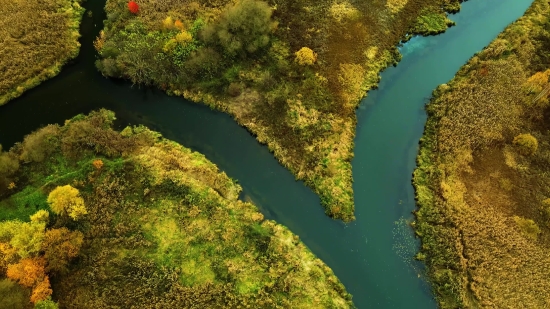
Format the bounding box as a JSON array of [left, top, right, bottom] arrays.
[[0, 110, 354, 308], [413, 0, 550, 307], [0, 0, 85, 106], [95, 0, 460, 222]]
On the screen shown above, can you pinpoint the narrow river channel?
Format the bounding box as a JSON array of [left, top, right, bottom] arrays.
[[0, 0, 533, 307]]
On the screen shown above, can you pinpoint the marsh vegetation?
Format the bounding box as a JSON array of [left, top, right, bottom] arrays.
[[414, 0, 550, 306], [0, 110, 354, 308], [0, 0, 85, 105], [95, 0, 460, 221]]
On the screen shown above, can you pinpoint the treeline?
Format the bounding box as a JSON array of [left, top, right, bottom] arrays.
[[413, 0, 550, 307], [0, 110, 354, 308]]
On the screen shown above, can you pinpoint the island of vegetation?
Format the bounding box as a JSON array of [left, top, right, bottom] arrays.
[[0, 110, 354, 308], [0, 0, 85, 106], [94, 0, 459, 222], [413, 0, 550, 307]]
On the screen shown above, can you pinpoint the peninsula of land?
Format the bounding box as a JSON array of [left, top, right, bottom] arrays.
[[0, 110, 354, 308], [95, 0, 459, 221]]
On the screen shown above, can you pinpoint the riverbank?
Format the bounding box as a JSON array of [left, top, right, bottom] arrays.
[[95, 0, 459, 222], [0, 110, 354, 308], [413, 0, 550, 306], [0, 0, 85, 106]]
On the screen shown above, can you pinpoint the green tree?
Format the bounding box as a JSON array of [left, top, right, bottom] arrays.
[[0, 279, 30, 309], [34, 298, 59, 309], [201, 0, 276, 57]]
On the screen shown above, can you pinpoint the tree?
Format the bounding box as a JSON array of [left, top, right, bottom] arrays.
[[0, 279, 30, 309], [34, 298, 59, 309], [30, 210, 49, 224], [6, 257, 46, 288], [128, 1, 139, 14], [513, 133, 538, 156], [295, 47, 317, 66], [41, 228, 83, 273], [30, 276, 52, 304], [47, 185, 88, 220], [201, 0, 276, 56]]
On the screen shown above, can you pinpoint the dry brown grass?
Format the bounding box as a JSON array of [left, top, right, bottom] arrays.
[[0, 0, 84, 105], [414, 0, 550, 307]]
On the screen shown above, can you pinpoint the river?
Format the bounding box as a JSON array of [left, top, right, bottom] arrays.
[[0, 0, 533, 307]]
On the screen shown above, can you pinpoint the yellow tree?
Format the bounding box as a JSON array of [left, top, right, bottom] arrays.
[[47, 185, 88, 220], [295, 47, 317, 66]]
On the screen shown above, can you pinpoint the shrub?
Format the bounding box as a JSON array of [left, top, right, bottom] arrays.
[[20, 125, 60, 163], [162, 16, 174, 30], [513, 216, 541, 240], [47, 185, 87, 220], [295, 47, 317, 66], [34, 298, 59, 309], [227, 83, 242, 97], [128, 1, 139, 14], [30, 210, 49, 224], [92, 159, 104, 170], [0, 279, 30, 309], [201, 0, 276, 56], [513, 133, 538, 156], [41, 228, 83, 273], [174, 20, 184, 31], [0, 145, 19, 178]]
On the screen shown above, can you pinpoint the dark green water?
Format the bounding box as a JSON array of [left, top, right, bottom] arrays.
[[0, 0, 533, 307]]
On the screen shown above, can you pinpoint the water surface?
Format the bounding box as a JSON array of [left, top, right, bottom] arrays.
[[0, 0, 533, 307]]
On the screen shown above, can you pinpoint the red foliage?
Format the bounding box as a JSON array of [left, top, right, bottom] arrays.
[[128, 1, 139, 14]]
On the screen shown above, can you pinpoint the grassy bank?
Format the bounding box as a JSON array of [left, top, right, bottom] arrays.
[[0, 0, 85, 106], [95, 0, 460, 222], [413, 0, 550, 307], [0, 110, 354, 308]]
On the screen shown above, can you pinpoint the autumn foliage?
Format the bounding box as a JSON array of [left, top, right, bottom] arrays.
[[47, 185, 88, 220], [41, 228, 83, 273], [6, 257, 46, 288], [295, 47, 317, 66], [128, 1, 139, 14]]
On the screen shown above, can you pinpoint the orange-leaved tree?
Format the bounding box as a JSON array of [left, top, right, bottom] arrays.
[[6, 257, 46, 288], [30, 276, 52, 304]]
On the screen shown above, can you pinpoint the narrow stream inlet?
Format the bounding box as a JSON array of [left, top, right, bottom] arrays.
[[0, 0, 533, 307]]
